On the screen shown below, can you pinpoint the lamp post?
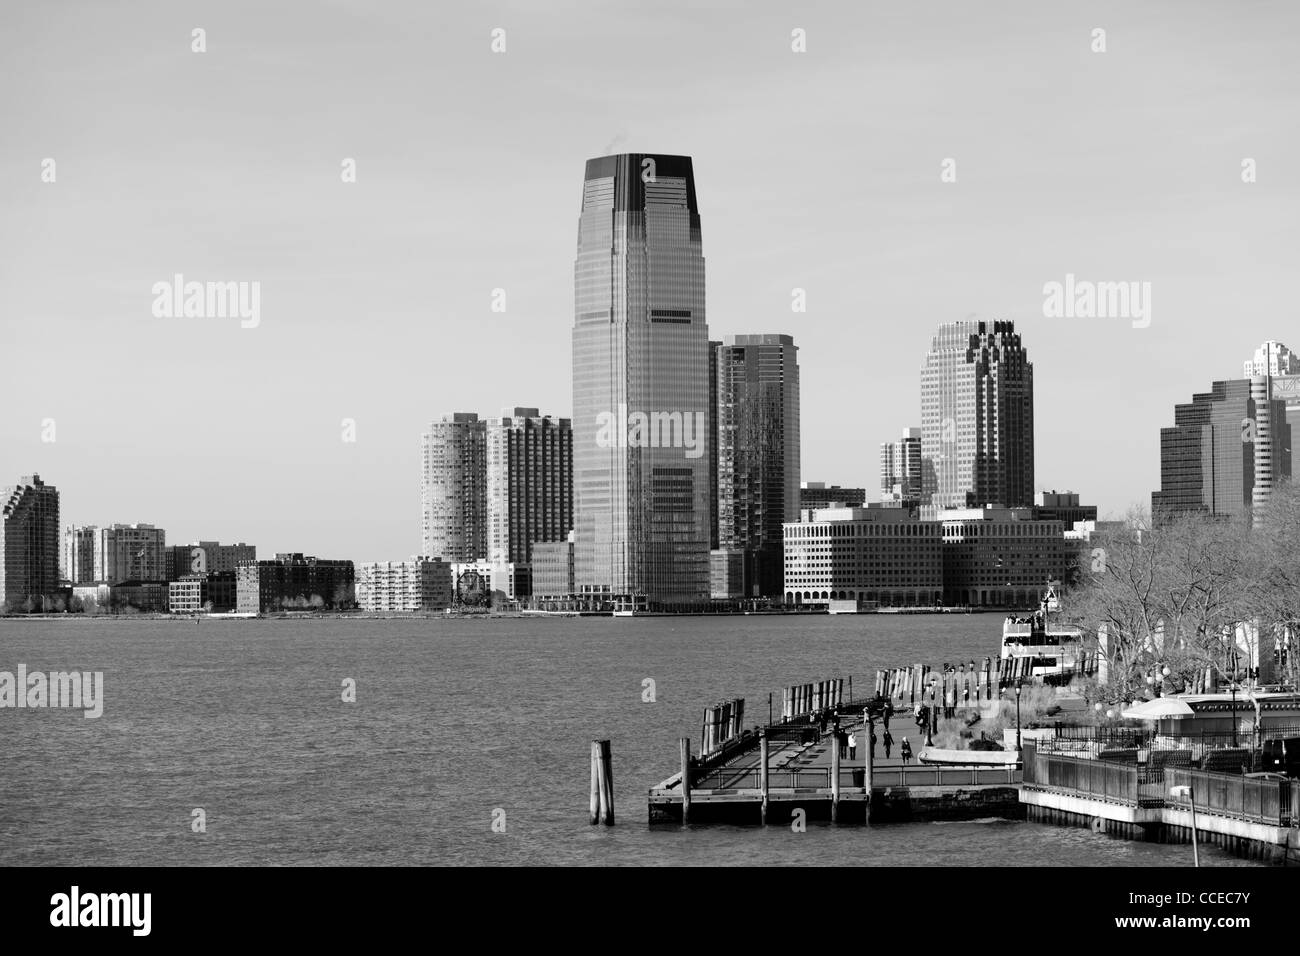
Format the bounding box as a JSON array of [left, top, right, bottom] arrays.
[[926, 677, 937, 747], [1170, 785, 1199, 867], [1015, 680, 1023, 751], [1229, 649, 1239, 747]]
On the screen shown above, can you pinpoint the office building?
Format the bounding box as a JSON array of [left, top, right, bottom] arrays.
[[782, 507, 943, 608], [531, 532, 575, 600], [1033, 491, 1098, 527], [1152, 377, 1290, 522], [939, 506, 1073, 607], [1, 474, 61, 610], [1246, 341, 1300, 485], [572, 153, 711, 608], [715, 333, 800, 597], [920, 320, 1034, 508]]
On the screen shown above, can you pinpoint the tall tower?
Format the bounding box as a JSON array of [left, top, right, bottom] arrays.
[[572, 153, 710, 607], [920, 320, 1034, 509], [485, 407, 573, 564], [421, 413, 488, 562], [0, 474, 61, 610], [715, 334, 800, 597]]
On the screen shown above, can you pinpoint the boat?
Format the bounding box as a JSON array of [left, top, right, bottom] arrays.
[[1000, 583, 1084, 679]]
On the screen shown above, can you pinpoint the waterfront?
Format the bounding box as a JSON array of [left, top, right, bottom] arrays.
[[0, 615, 1259, 866]]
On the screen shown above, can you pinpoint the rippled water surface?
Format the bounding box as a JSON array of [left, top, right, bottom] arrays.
[[0, 615, 1255, 866]]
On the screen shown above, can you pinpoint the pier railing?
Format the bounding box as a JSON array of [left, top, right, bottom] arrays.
[[690, 764, 1021, 792], [1024, 744, 1295, 826]]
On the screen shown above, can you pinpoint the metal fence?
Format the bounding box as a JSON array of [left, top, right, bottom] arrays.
[[691, 764, 1020, 791], [1024, 745, 1295, 827]]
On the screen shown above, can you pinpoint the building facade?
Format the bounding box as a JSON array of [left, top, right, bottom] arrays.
[[572, 153, 711, 608], [1033, 490, 1098, 527], [356, 558, 452, 612], [939, 506, 1072, 608], [166, 541, 256, 580], [1, 474, 61, 610], [714, 334, 800, 598], [421, 412, 488, 562], [236, 554, 355, 612], [531, 533, 575, 599], [800, 482, 866, 510], [168, 572, 237, 613], [1152, 377, 1290, 522], [880, 427, 922, 504], [63, 524, 97, 584], [920, 320, 1034, 509], [93, 524, 167, 584], [485, 408, 573, 565], [782, 507, 944, 608]]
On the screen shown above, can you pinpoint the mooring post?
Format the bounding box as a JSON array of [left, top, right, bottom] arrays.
[[759, 730, 770, 826], [865, 716, 874, 817], [589, 740, 601, 825], [597, 739, 615, 825], [679, 737, 692, 825], [830, 724, 842, 823]]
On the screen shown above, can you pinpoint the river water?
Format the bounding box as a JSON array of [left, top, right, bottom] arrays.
[[0, 614, 1255, 866]]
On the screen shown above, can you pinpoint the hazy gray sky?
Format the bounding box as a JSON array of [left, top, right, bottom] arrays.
[[2, 0, 1297, 560]]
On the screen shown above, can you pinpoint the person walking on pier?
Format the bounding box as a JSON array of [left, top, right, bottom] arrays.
[[883, 728, 894, 760], [900, 738, 913, 765], [847, 731, 857, 761]]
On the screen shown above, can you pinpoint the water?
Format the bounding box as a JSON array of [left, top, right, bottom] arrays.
[[0, 615, 1255, 866]]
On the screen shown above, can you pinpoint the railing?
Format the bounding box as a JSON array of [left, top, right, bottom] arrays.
[[871, 765, 1021, 787], [1022, 747, 1138, 804], [691, 764, 1020, 791], [1025, 745, 1295, 826], [1166, 767, 1292, 827]]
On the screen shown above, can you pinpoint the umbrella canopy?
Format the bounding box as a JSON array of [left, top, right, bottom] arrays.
[[1121, 697, 1195, 720]]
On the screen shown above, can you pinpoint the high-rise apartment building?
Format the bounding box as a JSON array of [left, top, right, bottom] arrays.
[[880, 427, 922, 503], [421, 413, 488, 562], [93, 524, 167, 583], [571, 153, 711, 608], [714, 334, 800, 597], [356, 558, 452, 613], [63, 524, 97, 584], [485, 408, 573, 564], [1, 474, 61, 610], [920, 321, 1034, 509], [1153, 377, 1291, 522], [236, 553, 355, 612]]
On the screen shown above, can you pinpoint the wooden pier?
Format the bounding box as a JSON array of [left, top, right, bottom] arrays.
[[650, 686, 1023, 826]]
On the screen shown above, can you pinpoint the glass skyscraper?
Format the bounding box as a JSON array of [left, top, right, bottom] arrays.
[[572, 153, 710, 608]]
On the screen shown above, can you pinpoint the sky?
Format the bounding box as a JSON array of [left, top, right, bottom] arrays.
[[2, 0, 1297, 561]]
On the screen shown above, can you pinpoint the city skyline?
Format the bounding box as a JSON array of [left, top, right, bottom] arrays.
[[4, 2, 1300, 559]]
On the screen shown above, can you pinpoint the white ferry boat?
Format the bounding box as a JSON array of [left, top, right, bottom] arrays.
[[1001, 584, 1085, 679]]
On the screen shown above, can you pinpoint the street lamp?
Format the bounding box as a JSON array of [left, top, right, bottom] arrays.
[[926, 677, 937, 747], [1169, 785, 1199, 867], [1229, 649, 1240, 747], [1015, 680, 1023, 751]]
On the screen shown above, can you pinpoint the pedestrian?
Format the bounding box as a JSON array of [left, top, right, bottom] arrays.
[[869, 726, 878, 758], [900, 738, 913, 765], [838, 727, 848, 760], [883, 728, 894, 760], [847, 731, 857, 761]]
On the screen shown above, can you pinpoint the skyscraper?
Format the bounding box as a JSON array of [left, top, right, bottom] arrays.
[[880, 427, 922, 504], [1, 474, 60, 610], [1152, 377, 1290, 522], [63, 524, 97, 584], [485, 408, 573, 564], [572, 153, 711, 608], [421, 412, 488, 562], [1245, 340, 1300, 485], [715, 334, 801, 597], [920, 320, 1034, 509]]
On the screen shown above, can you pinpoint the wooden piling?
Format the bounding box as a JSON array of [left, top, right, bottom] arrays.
[[759, 731, 770, 826], [597, 739, 614, 825], [679, 737, 692, 825], [590, 740, 601, 825], [830, 724, 841, 823]]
